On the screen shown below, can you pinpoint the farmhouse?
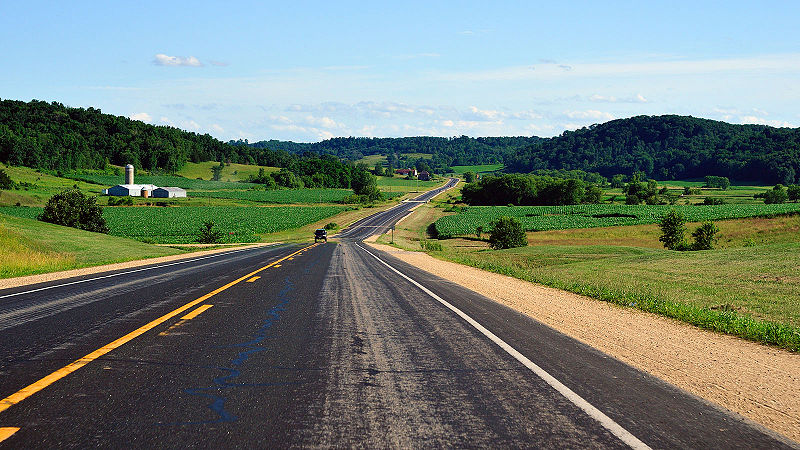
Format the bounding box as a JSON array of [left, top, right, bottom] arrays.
[[395, 168, 418, 177], [152, 187, 187, 198]]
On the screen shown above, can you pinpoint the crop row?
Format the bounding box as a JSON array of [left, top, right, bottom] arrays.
[[433, 203, 800, 237], [67, 174, 257, 191], [0, 205, 347, 243], [191, 189, 354, 204]]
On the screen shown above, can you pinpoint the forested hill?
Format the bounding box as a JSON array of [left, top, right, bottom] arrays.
[[240, 136, 542, 168], [506, 115, 800, 184], [0, 99, 302, 172]]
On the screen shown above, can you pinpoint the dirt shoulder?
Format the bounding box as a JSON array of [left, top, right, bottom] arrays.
[[0, 243, 279, 290], [366, 240, 800, 443]]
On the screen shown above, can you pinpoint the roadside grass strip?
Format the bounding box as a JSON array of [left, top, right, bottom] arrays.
[[445, 253, 800, 352], [0, 244, 316, 415]]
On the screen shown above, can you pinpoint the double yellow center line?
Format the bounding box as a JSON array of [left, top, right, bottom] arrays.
[[0, 244, 316, 416]]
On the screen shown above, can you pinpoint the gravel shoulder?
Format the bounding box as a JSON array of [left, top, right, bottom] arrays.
[[0, 243, 279, 290], [366, 240, 800, 443]]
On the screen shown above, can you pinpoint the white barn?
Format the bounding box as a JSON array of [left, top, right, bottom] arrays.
[[103, 184, 158, 197], [152, 187, 187, 198]]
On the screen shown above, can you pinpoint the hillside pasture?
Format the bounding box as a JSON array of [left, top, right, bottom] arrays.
[[450, 164, 504, 174], [176, 161, 279, 182]]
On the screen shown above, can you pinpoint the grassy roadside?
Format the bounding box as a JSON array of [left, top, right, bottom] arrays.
[[378, 202, 800, 352], [0, 213, 186, 279]]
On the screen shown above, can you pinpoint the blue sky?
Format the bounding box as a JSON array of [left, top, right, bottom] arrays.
[[2, 1, 799, 142]]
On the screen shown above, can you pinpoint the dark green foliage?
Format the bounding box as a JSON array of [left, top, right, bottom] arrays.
[[755, 185, 789, 204], [210, 161, 224, 181], [659, 210, 687, 250], [271, 168, 304, 188], [702, 197, 726, 205], [38, 189, 109, 233], [610, 174, 626, 188], [505, 115, 800, 184], [624, 179, 659, 204], [463, 171, 476, 183], [691, 221, 719, 250], [0, 168, 15, 189], [350, 169, 383, 201], [488, 216, 528, 250], [196, 221, 224, 244], [323, 222, 338, 230], [461, 173, 602, 206], [704, 176, 730, 190], [788, 185, 800, 202]]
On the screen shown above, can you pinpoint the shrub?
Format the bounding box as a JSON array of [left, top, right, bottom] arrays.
[[702, 197, 726, 205], [0, 169, 15, 190], [324, 222, 338, 230], [420, 239, 443, 251], [38, 189, 109, 233], [196, 221, 224, 244], [658, 210, 687, 250], [488, 216, 527, 250], [691, 221, 719, 250], [756, 184, 789, 204]]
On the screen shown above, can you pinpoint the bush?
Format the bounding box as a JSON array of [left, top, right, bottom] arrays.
[[0, 169, 15, 190], [488, 216, 527, 250], [196, 221, 224, 244], [691, 221, 719, 250], [108, 196, 134, 206], [323, 222, 338, 230], [420, 239, 443, 251], [756, 184, 789, 204], [702, 196, 726, 205], [658, 210, 687, 250], [38, 189, 109, 233]]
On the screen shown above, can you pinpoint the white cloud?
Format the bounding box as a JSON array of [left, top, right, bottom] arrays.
[[182, 120, 201, 130], [565, 110, 616, 121], [153, 53, 203, 67], [588, 94, 647, 103], [129, 112, 152, 122], [466, 106, 504, 121], [739, 116, 794, 127], [159, 116, 174, 126], [211, 123, 224, 133]]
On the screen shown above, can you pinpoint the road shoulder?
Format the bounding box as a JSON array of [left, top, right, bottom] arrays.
[[366, 241, 800, 443], [0, 243, 280, 290]]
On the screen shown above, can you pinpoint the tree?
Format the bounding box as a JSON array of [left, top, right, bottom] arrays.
[[350, 168, 383, 201], [38, 189, 109, 233], [488, 216, 527, 250], [610, 174, 626, 188], [788, 185, 800, 202], [210, 161, 224, 181], [659, 210, 687, 250], [691, 221, 719, 250], [196, 221, 223, 244], [463, 171, 476, 183], [373, 162, 384, 176], [756, 184, 788, 204], [0, 168, 14, 190]]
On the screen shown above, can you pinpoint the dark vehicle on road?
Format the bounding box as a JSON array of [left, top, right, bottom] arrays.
[[314, 228, 327, 242]]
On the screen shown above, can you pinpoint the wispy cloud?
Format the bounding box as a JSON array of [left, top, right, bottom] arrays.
[[588, 94, 648, 103], [153, 53, 203, 67]]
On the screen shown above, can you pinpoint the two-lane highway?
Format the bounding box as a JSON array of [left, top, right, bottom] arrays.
[[0, 180, 796, 448]]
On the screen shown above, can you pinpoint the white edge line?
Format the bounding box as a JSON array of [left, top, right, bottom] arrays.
[[0, 244, 279, 300], [355, 243, 651, 450]]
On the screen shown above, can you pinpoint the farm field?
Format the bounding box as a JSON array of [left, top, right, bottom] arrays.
[[191, 188, 354, 204], [67, 173, 258, 191], [0, 205, 349, 243], [381, 200, 800, 351], [376, 176, 441, 193], [176, 161, 279, 181], [450, 164, 504, 174], [433, 203, 800, 238], [0, 212, 184, 278]]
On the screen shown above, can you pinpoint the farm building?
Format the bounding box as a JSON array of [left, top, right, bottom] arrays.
[[103, 184, 158, 197], [152, 187, 187, 198]]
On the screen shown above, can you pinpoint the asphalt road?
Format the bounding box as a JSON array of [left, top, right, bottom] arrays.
[[0, 181, 796, 448]]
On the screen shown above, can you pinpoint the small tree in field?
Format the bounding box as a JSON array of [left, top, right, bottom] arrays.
[[197, 221, 224, 244], [38, 189, 108, 233], [659, 210, 687, 250], [488, 216, 527, 250], [0, 169, 15, 190], [691, 221, 719, 250]]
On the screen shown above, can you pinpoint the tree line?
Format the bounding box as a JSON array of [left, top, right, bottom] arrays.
[[461, 173, 603, 206]]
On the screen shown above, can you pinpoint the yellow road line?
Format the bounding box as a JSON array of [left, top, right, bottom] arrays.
[[273, 264, 281, 268], [0, 245, 313, 415], [0, 427, 19, 442], [180, 304, 213, 320], [245, 276, 260, 283]]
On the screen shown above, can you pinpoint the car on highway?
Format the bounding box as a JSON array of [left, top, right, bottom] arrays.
[[314, 228, 328, 243]]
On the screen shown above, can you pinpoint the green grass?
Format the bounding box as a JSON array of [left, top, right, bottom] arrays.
[[191, 188, 355, 204], [440, 243, 800, 351], [376, 176, 441, 194], [0, 205, 348, 244], [176, 161, 279, 182], [450, 164, 504, 174], [434, 203, 800, 237], [0, 213, 184, 278]]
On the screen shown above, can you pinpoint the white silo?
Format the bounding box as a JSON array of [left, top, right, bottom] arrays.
[[125, 164, 134, 184]]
